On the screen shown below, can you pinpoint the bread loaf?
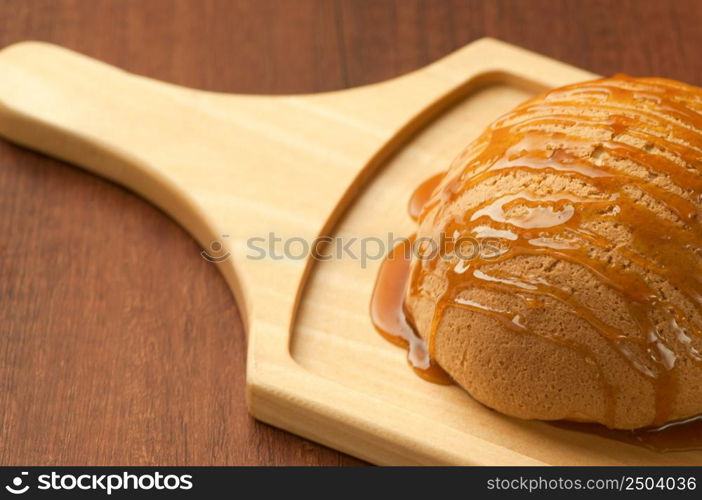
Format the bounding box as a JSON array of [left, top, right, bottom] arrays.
[[406, 75, 702, 429]]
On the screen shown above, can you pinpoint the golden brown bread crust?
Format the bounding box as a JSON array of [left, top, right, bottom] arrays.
[[406, 75, 702, 429]]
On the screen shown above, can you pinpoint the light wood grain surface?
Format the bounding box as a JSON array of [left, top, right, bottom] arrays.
[[1, 0, 702, 466]]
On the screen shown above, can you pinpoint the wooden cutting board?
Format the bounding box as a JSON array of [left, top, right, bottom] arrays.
[[1, 38, 699, 466]]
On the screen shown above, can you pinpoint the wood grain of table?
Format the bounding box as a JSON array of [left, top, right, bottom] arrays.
[[1, 0, 701, 466]]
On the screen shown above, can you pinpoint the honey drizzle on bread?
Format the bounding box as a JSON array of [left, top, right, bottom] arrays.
[[402, 75, 702, 428], [370, 235, 452, 384]]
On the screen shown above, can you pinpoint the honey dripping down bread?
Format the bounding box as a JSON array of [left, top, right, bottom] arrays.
[[404, 75, 702, 430]]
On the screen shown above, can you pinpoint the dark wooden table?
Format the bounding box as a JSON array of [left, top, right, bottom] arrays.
[[1, 0, 701, 466]]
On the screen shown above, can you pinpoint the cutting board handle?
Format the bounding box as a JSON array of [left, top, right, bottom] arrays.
[[0, 41, 227, 236]]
